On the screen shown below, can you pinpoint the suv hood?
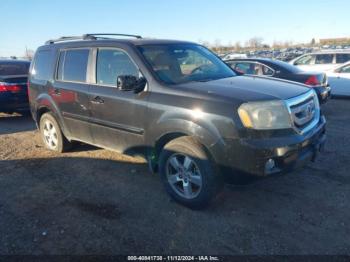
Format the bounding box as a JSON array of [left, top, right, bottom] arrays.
[[177, 75, 310, 102]]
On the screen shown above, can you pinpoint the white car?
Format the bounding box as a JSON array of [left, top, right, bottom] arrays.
[[222, 53, 247, 61], [326, 62, 350, 97], [289, 51, 350, 72]]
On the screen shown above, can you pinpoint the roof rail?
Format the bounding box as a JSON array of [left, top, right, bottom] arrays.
[[45, 33, 142, 44], [84, 33, 142, 39]]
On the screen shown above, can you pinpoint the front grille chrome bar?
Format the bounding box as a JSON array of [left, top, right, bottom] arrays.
[[285, 89, 320, 134]]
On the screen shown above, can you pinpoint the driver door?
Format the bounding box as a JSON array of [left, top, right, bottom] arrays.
[[89, 47, 149, 153]]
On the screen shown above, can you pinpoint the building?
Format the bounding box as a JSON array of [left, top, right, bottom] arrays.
[[319, 37, 350, 45]]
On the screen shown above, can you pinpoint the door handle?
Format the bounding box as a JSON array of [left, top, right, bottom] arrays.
[[53, 88, 61, 96], [91, 96, 104, 104]]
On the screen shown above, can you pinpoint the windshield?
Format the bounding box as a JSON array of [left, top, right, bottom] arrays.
[[138, 44, 236, 84]]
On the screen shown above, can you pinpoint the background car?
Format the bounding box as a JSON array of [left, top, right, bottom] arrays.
[[226, 58, 331, 103], [0, 59, 31, 114], [222, 52, 247, 60], [289, 51, 350, 72], [326, 61, 350, 97]]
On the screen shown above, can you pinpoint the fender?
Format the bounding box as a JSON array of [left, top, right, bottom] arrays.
[[146, 109, 228, 159], [35, 93, 71, 138]]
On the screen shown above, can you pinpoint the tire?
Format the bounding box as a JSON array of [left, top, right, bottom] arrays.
[[39, 112, 72, 153], [159, 136, 222, 209]]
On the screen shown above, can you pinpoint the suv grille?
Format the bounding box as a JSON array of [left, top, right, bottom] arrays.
[[285, 90, 320, 134]]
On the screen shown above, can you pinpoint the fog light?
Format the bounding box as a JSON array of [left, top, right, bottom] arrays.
[[265, 159, 276, 174]]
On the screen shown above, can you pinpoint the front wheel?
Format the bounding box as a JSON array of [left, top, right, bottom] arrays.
[[159, 136, 222, 209]]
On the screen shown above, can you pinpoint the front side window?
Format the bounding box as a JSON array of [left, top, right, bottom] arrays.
[[96, 49, 139, 86], [57, 49, 89, 82], [339, 64, 350, 73], [138, 44, 235, 84], [32, 50, 53, 80], [315, 54, 333, 64], [295, 55, 314, 65], [336, 54, 350, 64]]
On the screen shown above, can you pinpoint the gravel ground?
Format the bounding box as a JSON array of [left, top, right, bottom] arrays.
[[0, 99, 349, 255]]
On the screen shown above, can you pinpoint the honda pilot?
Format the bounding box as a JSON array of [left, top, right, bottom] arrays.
[[29, 34, 327, 208]]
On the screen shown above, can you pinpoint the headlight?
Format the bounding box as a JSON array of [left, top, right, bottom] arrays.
[[238, 100, 292, 130]]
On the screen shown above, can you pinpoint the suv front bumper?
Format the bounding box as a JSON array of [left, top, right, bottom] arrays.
[[212, 116, 326, 176]]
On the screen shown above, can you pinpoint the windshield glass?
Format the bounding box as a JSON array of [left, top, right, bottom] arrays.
[[138, 44, 236, 84]]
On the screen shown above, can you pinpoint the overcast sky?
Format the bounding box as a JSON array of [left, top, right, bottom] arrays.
[[1, 0, 349, 56]]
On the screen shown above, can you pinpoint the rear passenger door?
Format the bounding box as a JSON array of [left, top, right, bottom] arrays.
[[89, 47, 149, 153], [52, 48, 93, 142]]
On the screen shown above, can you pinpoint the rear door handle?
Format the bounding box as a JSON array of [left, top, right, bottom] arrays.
[[91, 96, 104, 104], [53, 88, 61, 96]]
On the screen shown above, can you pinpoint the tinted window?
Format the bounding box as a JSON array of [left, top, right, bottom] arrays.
[[339, 64, 350, 73], [0, 62, 30, 75], [57, 49, 89, 82], [336, 54, 350, 64], [32, 50, 53, 81], [96, 49, 139, 86], [234, 62, 257, 74], [295, 55, 314, 65], [57, 51, 65, 80], [315, 54, 333, 64], [261, 65, 274, 76], [138, 44, 235, 84]]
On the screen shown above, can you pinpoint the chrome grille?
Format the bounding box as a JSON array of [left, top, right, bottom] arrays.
[[285, 90, 320, 134]]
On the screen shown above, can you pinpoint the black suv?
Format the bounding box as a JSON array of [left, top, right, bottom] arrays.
[[29, 34, 326, 208]]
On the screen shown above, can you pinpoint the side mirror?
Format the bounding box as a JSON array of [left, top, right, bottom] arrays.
[[117, 75, 146, 93]]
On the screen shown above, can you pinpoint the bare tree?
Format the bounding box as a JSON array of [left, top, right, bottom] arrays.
[[310, 38, 316, 46], [247, 37, 264, 49], [213, 39, 222, 52], [234, 41, 242, 51], [24, 46, 35, 60]]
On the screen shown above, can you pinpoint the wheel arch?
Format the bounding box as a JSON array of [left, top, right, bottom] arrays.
[[34, 94, 69, 138]]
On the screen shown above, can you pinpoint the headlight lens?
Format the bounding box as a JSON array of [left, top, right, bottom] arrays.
[[238, 100, 292, 130]]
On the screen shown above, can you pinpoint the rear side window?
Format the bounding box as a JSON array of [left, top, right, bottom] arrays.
[[339, 65, 350, 73], [96, 49, 139, 86], [336, 54, 350, 64], [0, 62, 30, 75], [57, 49, 89, 82], [234, 62, 257, 75], [315, 54, 333, 64], [261, 65, 274, 76], [32, 50, 54, 81]]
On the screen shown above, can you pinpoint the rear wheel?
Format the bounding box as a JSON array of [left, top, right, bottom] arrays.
[[159, 136, 222, 209], [39, 113, 72, 153]]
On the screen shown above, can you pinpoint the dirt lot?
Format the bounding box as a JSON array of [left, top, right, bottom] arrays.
[[0, 99, 349, 255]]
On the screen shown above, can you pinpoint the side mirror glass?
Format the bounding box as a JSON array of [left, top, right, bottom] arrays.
[[117, 75, 146, 93]]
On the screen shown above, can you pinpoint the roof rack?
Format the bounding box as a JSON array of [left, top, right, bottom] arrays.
[[45, 33, 142, 44]]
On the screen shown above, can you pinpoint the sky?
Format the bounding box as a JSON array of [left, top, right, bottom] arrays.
[[1, 0, 349, 57]]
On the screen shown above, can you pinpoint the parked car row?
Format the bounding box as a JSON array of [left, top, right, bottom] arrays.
[[225, 58, 331, 103], [223, 50, 350, 97]]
